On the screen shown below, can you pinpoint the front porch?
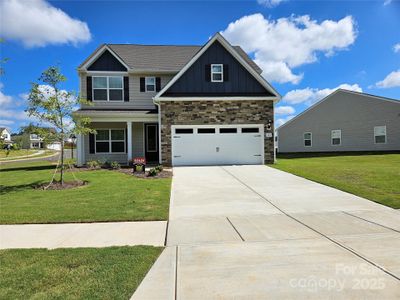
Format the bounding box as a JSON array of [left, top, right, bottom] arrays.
[[75, 112, 159, 166]]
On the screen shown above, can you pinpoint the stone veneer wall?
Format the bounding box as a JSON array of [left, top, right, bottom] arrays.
[[160, 100, 275, 166]]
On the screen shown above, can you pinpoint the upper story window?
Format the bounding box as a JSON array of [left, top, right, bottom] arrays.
[[145, 77, 156, 92], [374, 126, 386, 144], [331, 130, 341, 146], [93, 76, 123, 101], [30, 134, 40, 140], [304, 132, 312, 147], [211, 64, 223, 82]]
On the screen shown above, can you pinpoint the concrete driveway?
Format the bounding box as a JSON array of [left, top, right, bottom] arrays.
[[133, 165, 400, 299]]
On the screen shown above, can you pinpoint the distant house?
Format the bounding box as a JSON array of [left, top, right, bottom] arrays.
[[277, 89, 400, 153], [0, 127, 12, 144], [29, 129, 61, 151]]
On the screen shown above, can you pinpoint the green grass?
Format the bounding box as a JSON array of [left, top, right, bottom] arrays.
[[0, 149, 56, 161], [0, 161, 171, 224], [272, 154, 400, 209], [0, 246, 162, 299]]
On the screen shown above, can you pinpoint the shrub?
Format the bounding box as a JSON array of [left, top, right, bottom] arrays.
[[110, 161, 121, 170], [97, 157, 110, 168], [11, 143, 20, 150], [64, 158, 76, 166], [87, 160, 100, 169], [147, 168, 158, 177], [155, 165, 163, 172]]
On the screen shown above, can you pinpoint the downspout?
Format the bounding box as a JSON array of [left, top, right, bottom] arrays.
[[153, 97, 162, 165]]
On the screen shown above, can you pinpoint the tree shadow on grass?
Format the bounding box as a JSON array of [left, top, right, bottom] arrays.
[[0, 165, 55, 172], [0, 181, 44, 195]]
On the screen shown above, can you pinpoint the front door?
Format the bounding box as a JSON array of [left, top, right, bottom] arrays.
[[145, 123, 159, 163]]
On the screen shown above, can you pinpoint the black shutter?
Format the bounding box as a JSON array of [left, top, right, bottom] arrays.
[[140, 77, 145, 92], [89, 133, 95, 154], [156, 77, 161, 92], [124, 76, 129, 102], [86, 76, 92, 101], [223, 65, 229, 82], [205, 64, 211, 82]]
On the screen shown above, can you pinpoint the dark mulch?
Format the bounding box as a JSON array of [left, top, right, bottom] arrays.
[[117, 168, 172, 179], [36, 180, 88, 190]]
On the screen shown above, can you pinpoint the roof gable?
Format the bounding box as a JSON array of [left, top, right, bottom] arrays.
[[87, 49, 128, 71], [155, 33, 280, 101]]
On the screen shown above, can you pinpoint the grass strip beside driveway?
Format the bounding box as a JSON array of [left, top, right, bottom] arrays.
[[272, 154, 400, 209], [0, 161, 171, 224], [0, 246, 162, 300]]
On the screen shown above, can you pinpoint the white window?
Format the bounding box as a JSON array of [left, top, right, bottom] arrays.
[[304, 132, 312, 147], [211, 64, 223, 82], [30, 134, 40, 140], [145, 77, 156, 92], [95, 129, 125, 153], [374, 126, 386, 144], [93, 76, 123, 101], [331, 130, 341, 146]]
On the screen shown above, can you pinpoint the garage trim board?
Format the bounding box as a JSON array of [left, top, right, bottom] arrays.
[[171, 124, 265, 166]]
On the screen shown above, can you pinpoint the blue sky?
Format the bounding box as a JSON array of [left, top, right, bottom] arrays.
[[0, 0, 399, 132]]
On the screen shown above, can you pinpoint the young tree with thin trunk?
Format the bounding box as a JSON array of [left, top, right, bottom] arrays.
[[26, 66, 93, 185]]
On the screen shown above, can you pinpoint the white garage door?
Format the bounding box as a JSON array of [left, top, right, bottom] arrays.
[[171, 125, 264, 166]]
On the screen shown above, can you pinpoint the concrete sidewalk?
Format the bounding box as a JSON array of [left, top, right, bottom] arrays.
[[133, 165, 400, 299], [0, 221, 167, 249]]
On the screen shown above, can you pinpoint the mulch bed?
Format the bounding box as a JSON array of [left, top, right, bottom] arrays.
[[117, 168, 173, 179], [36, 180, 88, 190]]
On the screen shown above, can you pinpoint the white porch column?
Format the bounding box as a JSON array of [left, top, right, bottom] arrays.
[[127, 121, 133, 162], [76, 134, 84, 166]]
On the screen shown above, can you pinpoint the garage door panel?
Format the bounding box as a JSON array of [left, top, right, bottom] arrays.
[[172, 125, 264, 166]]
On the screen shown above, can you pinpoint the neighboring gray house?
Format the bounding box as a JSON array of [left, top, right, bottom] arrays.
[[277, 89, 400, 153], [74, 33, 280, 166]]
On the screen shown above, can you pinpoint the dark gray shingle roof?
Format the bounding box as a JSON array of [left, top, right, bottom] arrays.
[[101, 44, 262, 74]]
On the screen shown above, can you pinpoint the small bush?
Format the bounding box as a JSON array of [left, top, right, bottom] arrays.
[[155, 165, 163, 172], [87, 160, 100, 169], [147, 168, 158, 177], [110, 161, 121, 170], [65, 158, 76, 166], [11, 143, 20, 150]]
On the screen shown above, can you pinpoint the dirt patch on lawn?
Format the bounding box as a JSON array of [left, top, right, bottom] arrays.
[[36, 180, 88, 190], [117, 168, 172, 179]]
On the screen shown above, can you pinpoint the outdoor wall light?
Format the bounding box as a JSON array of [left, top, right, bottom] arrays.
[[266, 119, 272, 131]]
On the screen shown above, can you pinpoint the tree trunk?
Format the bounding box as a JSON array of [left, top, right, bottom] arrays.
[[60, 139, 64, 185]]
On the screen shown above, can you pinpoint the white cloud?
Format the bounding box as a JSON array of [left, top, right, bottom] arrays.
[[275, 105, 295, 115], [283, 84, 362, 105], [221, 14, 357, 84], [375, 70, 400, 88], [384, 0, 392, 5], [0, 119, 15, 125], [276, 115, 294, 127], [393, 43, 400, 53], [0, 83, 13, 106], [0, 0, 91, 47], [257, 0, 287, 8]]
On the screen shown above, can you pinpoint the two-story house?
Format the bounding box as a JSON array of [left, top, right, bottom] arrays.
[[0, 127, 12, 144], [74, 33, 280, 166]]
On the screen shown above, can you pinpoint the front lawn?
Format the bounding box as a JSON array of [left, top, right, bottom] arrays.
[[0, 149, 56, 161], [0, 246, 162, 299], [0, 161, 171, 224], [272, 153, 400, 209]]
